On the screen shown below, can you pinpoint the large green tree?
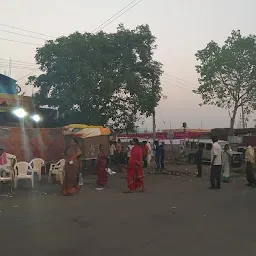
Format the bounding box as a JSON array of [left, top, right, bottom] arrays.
[[27, 24, 163, 132], [194, 30, 256, 130]]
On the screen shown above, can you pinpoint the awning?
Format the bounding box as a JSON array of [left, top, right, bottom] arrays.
[[62, 124, 111, 138]]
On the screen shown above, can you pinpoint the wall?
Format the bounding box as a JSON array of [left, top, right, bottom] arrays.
[[0, 127, 65, 163]]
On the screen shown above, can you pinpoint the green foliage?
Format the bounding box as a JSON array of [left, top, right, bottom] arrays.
[[194, 30, 256, 129], [27, 24, 163, 132]]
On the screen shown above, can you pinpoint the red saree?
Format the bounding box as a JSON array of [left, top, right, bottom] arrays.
[[96, 152, 108, 186], [127, 145, 144, 191], [62, 146, 81, 196]]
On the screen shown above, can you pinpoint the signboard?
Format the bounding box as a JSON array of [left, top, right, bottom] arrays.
[[228, 136, 243, 144], [0, 94, 33, 113], [0, 93, 20, 112]]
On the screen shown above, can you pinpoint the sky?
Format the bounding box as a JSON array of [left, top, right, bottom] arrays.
[[0, 0, 256, 129]]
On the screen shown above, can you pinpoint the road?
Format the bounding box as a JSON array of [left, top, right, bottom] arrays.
[[0, 172, 255, 256]]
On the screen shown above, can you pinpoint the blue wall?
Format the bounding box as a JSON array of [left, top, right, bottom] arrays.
[[0, 74, 17, 95]]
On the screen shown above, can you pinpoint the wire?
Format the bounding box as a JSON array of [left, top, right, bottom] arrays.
[[164, 72, 198, 87], [0, 65, 38, 71], [16, 70, 39, 81], [0, 23, 55, 38], [162, 75, 197, 89], [1, 0, 143, 81], [96, 0, 143, 32], [0, 29, 48, 41], [161, 78, 194, 92], [91, 0, 139, 33], [0, 37, 42, 46]]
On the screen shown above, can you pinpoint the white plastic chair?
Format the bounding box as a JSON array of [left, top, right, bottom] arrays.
[[48, 159, 65, 185], [14, 162, 34, 189], [30, 158, 44, 181], [0, 170, 13, 192]]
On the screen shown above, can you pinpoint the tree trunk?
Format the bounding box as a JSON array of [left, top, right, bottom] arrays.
[[230, 106, 238, 134]]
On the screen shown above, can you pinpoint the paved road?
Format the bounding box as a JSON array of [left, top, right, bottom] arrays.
[[0, 173, 255, 256]]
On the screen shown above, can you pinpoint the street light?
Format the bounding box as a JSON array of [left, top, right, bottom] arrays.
[[32, 114, 41, 122], [12, 108, 27, 118]]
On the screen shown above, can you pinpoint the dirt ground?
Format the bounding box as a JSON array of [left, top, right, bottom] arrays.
[[0, 165, 255, 256]]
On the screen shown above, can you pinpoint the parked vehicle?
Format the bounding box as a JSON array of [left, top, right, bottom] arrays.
[[184, 139, 243, 167]]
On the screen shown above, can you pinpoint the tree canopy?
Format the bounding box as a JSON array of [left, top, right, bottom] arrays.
[[27, 24, 163, 132], [194, 30, 256, 129]]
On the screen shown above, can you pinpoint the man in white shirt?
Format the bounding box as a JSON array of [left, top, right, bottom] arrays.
[[210, 136, 222, 189], [127, 140, 134, 161], [147, 142, 152, 167], [109, 141, 116, 165]]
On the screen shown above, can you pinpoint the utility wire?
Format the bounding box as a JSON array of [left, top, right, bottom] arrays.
[[162, 75, 197, 89], [164, 72, 198, 87], [1, 0, 143, 81], [0, 23, 55, 38], [0, 37, 41, 46], [0, 29, 48, 41], [96, 0, 143, 32], [16, 70, 39, 81], [91, 0, 139, 33], [161, 78, 194, 92]]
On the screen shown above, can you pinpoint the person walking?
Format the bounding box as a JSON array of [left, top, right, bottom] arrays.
[[126, 138, 144, 192], [245, 143, 255, 188], [222, 144, 231, 183], [62, 137, 82, 196], [210, 136, 222, 189], [96, 144, 108, 187], [127, 140, 134, 164], [142, 141, 149, 168], [196, 144, 203, 177]]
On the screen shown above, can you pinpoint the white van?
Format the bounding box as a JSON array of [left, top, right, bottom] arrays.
[[184, 139, 243, 167]]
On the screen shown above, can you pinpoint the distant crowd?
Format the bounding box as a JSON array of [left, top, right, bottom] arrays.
[[109, 139, 165, 170]]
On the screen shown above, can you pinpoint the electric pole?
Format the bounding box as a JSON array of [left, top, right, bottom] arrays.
[[152, 109, 156, 141]]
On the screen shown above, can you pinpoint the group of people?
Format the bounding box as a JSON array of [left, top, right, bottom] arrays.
[[109, 139, 165, 171], [62, 137, 146, 195], [195, 136, 256, 189]]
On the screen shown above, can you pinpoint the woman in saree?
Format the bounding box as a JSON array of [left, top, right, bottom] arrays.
[[62, 137, 82, 196], [222, 144, 231, 183], [126, 138, 144, 192], [96, 144, 108, 187]]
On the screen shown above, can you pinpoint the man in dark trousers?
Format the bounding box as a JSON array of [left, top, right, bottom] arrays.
[[160, 142, 165, 170], [210, 136, 222, 189], [196, 144, 203, 177], [245, 142, 256, 188]]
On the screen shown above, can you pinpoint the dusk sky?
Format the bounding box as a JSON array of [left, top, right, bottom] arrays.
[[1, 0, 255, 129]]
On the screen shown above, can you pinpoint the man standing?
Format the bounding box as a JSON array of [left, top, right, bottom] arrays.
[[147, 142, 152, 167], [142, 141, 149, 168], [109, 141, 116, 165], [245, 143, 255, 188], [154, 141, 161, 171], [127, 140, 133, 164], [210, 136, 222, 189], [196, 144, 203, 177], [160, 142, 165, 170]]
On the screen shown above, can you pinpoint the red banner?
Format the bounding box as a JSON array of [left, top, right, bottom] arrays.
[[0, 127, 65, 163]]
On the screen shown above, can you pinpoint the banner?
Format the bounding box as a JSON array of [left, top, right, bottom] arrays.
[[63, 124, 111, 138], [0, 127, 65, 163]]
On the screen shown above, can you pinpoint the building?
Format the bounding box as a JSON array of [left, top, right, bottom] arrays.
[[0, 74, 57, 127]]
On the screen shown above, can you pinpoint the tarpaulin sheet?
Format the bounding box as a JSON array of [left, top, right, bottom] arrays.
[[63, 124, 111, 138], [0, 127, 65, 163]]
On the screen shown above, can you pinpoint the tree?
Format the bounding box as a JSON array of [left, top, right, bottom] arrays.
[[194, 30, 256, 130], [27, 24, 163, 132]]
